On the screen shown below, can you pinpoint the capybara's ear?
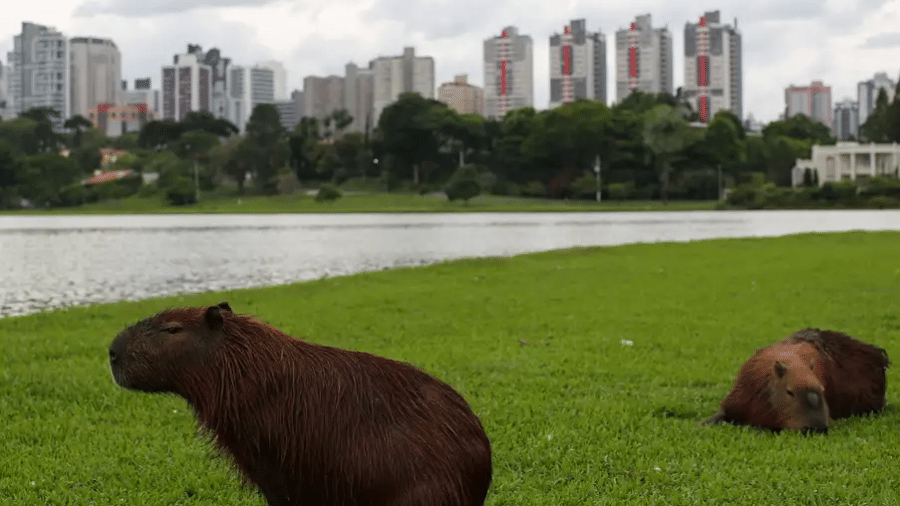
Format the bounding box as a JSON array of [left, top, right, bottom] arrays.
[[217, 301, 233, 314], [774, 361, 788, 378], [809, 360, 815, 371], [204, 306, 225, 330]]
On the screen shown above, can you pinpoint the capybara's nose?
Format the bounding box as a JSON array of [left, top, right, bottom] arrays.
[[109, 348, 118, 365]]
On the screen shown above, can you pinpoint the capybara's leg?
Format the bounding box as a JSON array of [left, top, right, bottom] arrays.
[[702, 409, 726, 425]]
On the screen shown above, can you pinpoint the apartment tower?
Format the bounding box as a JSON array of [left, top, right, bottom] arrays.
[[70, 37, 121, 119], [548, 19, 606, 108], [484, 26, 533, 118], [7, 22, 71, 128], [161, 52, 211, 121], [857, 72, 896, 128], [683, 11, 742, 121], [370, 47, 435, 124], [785, 80, 833, 129], [615, 14, 673, 101]]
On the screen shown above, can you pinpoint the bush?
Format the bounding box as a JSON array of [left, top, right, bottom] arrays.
[[445, 179, 480, 204], [315, 183, 342, 203], [520, 181, 547, 198], [866, 196, 900, 209], [165, 177, 197, 206], [444, 165, 481, 204], [607, 182, 635, 201], [490, 179, 520, 196]]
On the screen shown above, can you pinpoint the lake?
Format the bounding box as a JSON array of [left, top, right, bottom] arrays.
[[2, 210, 898, 317]]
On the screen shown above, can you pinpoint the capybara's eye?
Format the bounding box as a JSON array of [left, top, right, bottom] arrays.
[[164, 323, 183, 334], [786, 389, 795, 397]]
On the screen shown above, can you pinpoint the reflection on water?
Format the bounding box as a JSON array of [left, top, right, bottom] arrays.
[[1, 210, 898, 317]]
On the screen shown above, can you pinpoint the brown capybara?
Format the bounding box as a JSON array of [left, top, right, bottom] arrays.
[[108, 302, 492, 506], [704, 328, 890, 434]]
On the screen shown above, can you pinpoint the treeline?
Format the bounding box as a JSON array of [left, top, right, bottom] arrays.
[[0, 89, 854, 209]]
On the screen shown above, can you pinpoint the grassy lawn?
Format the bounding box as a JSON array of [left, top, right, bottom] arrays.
[[3, 191, 718, 215], [2, 231, 899, 505]]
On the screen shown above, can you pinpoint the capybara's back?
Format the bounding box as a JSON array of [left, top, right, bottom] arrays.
[[109, 303, 492, 506], [783, 328, 890, 419]]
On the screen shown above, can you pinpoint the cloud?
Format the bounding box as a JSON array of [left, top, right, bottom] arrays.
[[73, 0, 282, 17], [859, 31, 900, 48]]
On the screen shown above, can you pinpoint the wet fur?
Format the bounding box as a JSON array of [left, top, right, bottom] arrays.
[[109, 303, 492, 506], [705, 328, 889, 432]]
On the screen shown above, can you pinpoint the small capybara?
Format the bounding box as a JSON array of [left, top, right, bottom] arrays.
[[108, 302, 492, 506], [704, 328, 890, 434]]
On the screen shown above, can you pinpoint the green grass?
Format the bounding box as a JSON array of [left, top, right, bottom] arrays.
[[4, 191, 717, 215], [3, 232, 900, 505]]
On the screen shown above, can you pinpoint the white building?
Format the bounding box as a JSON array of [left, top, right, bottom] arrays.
[[548, 19, 606, 109], [857, 72, 896, 131], [228, 63, 275, 131], [344, 62, 374, 133], [371, 47, 434, 124], [484, 26, 533, 118], [615, 14, 673, 102], [682, 11, 742, 122], [256, 60, 288, 101], [0, 62, 10, 119], [122, 77, 161, 119], [792, 142, 900, 186], [302, 74, 344, 123], [7, 22, 71, 129], [161, 52, 211, 121], [833, 99, 859, 141], [69, 37, 121, 120]]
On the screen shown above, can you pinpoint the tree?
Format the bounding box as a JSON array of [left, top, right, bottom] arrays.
[[19, 107, 61, 153], [643, 104, 690, 203], [139, 119, 183, 150], [289, 117, 323, 181], [63, 115, 94, 148], [245, 104, 289, 192], [375, 93, 447, 189], [17, 153, 80, 206], [181, 110, 239, 138]]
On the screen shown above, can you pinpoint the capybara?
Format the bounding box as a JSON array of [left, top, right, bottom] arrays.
[[704, 328, 890, 433], [108, 302, 492, 506]]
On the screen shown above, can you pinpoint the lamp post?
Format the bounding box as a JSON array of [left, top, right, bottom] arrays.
[[593, 155, 601, 203]]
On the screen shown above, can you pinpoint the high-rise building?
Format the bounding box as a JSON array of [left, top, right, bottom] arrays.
[[183, 45, 232, 120], [122, 78, 161, 119], [161, 51, 211, 121], [228, 63, 276, 130], [438, 74, 484, 115], [615, 14, 673, 102], [785, 80, 832, 129], [69, 37, 121, 119], [484, 26, 533, 118], [302, 75, 345, 123], [256, 60, 288, 101], [683, 11, 742, 122], [0, 62, 10, 119], [344, 62, 374, 133], [371, 47, 435, 124], [549, 19, 606, 108], [274, 89, 303, 131], [857, 72, 896, 128], [833, 99, 859, 141], [7, 22, 71, 128]]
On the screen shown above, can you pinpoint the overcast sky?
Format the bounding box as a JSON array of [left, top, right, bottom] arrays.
[[2, 0, 899, 123]]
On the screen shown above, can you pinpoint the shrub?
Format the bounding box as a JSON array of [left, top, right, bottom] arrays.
[[445, 179, 480, 204], [866, 196, 900, 209], [315, 183, 342, 203], [165, 177, 197, 206], [608, 182, 635, 201], [520, 181, 547, 198]]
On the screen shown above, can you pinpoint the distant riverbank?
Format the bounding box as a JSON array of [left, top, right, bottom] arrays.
[[1, 192, 718, 215]]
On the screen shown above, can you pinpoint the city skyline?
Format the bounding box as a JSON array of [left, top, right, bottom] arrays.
[[1, 1, 899, 124]]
